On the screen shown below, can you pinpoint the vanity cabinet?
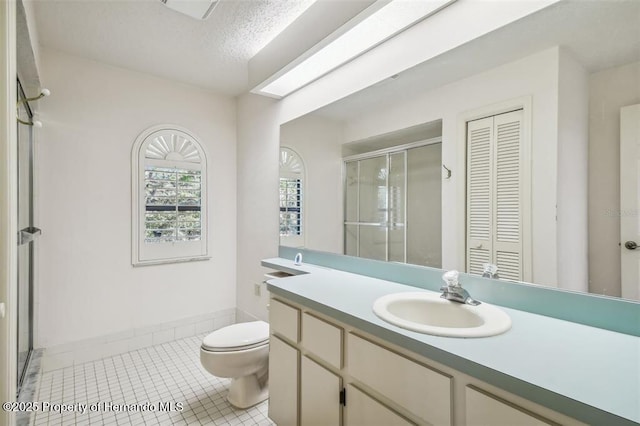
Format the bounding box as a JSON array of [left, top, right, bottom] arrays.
[[269, 299, 301, 426], [268, 295, 582, 426]]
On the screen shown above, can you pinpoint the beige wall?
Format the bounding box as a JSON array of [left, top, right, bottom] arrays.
[[556, 50, 589, 293], [37, 48, 238, 348], [588, 61, 640, 297], [236, 93, 280, 321], [280, 115, 344, 254]]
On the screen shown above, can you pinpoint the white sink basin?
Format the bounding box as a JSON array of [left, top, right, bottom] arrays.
[[373, 292, 511, 338]]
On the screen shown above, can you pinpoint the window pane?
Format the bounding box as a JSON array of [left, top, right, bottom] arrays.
[[145, 170, 175, 180], [177, 229, 201, 241], [145, 229, 176, 243], [146, 197, 175, 206], [146, 188, 176, 198], [146, 179, 176, 190], [144, 166, 202, 243], [178, 198, 200, 206], [179, 181, 200, 190], [145, 212, 177, 223], [178, 189, 201, 198], [178, 172, 200, 182], [179, 212, 201, 222]]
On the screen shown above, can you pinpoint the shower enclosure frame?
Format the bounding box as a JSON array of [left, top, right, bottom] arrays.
[[343, 136, 442, 263], [16, 78, 35, 395]]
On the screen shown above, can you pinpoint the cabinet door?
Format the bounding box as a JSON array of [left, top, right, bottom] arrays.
[[269, 335, 299, 426], [346, 385, 415, 426], [465, 386, 556, 426], [301, 356, 342, 426]]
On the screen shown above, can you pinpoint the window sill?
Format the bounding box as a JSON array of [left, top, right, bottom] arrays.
[[132, 255, 212, 267]]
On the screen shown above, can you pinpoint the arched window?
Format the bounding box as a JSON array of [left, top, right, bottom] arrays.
[[132, 125, 209, 265], [279, 147, 305, 247]]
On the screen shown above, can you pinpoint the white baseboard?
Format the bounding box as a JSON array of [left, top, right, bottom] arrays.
[[40, 308, 236, 372], [235, 308, 262, 323]]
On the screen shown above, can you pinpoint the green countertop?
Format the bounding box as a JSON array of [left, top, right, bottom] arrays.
[[263, 257, 640, 426]]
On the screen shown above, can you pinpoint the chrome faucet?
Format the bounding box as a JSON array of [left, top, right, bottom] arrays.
[[440, 270, 481, 306], [482, 263, 499, 279]]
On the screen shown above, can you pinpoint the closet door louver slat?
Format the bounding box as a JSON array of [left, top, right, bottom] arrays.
[[466, 117, 494, 275], [494, 111, 523, 281]]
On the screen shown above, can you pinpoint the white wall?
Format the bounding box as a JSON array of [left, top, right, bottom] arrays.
[[556, 49, 589, 292], [37, 48, 237, 348], [280, 115, 344, 254], [341, 48, 561, 286], [236, 93, 280, 322], [588, 61, 640, 297]]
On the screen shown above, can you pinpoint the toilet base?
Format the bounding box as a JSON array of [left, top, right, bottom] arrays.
[[226, 374, 269, 409]]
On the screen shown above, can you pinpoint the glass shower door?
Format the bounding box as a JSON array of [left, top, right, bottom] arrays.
[[343, 141, 442, 266], [344, 152, 407, 262], [17, 80, 36, 393], [357, 155, 389, 261]]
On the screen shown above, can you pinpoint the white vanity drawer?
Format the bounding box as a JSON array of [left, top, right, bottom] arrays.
[[302, 312, 342, 368], [269, 298, 299, 343], [347, 333, 452, 426], [465, 386, 556, 426]]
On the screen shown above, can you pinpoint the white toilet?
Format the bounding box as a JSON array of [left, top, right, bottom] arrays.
[[200, 321, 270, 409]]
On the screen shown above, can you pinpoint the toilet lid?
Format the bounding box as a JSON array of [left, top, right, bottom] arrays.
[[202, 321, 269, 351]]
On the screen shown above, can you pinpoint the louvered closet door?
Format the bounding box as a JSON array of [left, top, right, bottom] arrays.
[[467, 117, 494, 275], [493, 110, 523, 281], [466, 110, 523, 281]]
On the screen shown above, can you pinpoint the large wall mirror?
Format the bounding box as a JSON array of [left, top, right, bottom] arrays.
[[279, 0, 640, 302]]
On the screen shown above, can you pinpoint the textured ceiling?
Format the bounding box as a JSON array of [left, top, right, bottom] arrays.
[[32, 0, 316, 95]]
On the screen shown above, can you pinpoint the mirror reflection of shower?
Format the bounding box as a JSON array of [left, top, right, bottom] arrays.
[[344, 139, 442, 267]]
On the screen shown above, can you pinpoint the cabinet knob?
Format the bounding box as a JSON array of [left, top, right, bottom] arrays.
[[624, 241, 638, 250]]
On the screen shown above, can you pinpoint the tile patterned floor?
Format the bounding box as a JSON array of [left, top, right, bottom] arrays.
[[31, 335, 274, 426]]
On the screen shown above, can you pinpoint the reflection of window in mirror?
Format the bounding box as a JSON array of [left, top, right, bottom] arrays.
[[279, 147, 305, 248]]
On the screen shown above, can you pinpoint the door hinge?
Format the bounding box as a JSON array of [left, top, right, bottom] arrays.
[[339, 388, 346, 406]]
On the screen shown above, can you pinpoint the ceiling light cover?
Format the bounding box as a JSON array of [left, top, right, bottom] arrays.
[[257, 0, 454, 98], [161, 0, 218, 20]]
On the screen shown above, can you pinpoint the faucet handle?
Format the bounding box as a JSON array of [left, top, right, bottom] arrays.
[[483, 263, 498, 275], [442, 270, 460, 287]]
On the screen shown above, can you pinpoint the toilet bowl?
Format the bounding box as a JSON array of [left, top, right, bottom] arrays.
[[200, 321, 269, 409]]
